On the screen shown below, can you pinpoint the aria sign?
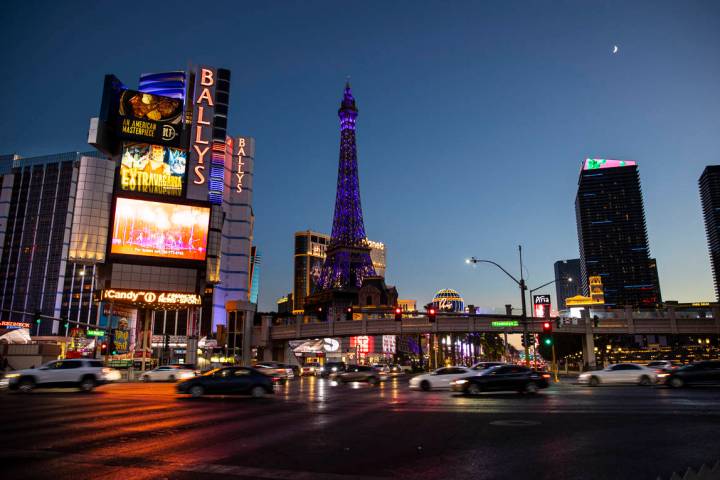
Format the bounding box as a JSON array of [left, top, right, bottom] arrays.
[[102, 289, 201, 307]]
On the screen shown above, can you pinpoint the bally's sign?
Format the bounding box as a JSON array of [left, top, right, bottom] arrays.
[[102, 289, 201, 307], [187, 66, 218, 201]]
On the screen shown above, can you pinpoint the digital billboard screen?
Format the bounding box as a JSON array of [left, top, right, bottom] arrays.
[[120, 142, 186, 197], [117, 90, 184, 147], [111, 197, 210, 261]]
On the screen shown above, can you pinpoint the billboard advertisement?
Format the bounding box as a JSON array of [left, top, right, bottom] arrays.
[[533, 294, 552, 318], [120, 142, 186, 197], [110, 197, 210, 261], [117, 89, 184, 147]]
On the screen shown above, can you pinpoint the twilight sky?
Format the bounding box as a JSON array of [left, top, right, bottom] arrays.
[[2, 1, 719, 312]]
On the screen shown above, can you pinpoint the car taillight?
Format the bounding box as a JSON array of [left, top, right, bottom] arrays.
[[542, 374, 550, 379]]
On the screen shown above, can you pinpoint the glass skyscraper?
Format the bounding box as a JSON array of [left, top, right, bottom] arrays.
[[575, 159, 661, 307], [699, 165, 720, 301]]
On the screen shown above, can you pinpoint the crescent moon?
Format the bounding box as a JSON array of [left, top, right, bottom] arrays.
[[612, 45, 619, 54]]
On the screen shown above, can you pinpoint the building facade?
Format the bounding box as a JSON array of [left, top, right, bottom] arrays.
[[575, 158, 661, 307], [699, 166, 720, 301], [554, 259, 581, 310], [0, 65, 258, 366]]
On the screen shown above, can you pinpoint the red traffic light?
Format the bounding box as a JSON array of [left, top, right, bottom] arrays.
[[394, 307, 402, 321], [394, 307, 402, 315], [428, 307, 437, 322], [429, 308, 436, 315], [542, 321, 552, 333]]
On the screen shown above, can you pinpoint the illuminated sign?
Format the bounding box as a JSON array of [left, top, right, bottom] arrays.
[[692, 302, 710, 307], [113, 329, 129, 353], [102, 289, 202, 307], [491, 320, 519, 327], [323, 338, 340, 352], [583, 158, 637, 170], [350, 335, 373, 354], [0, 321, 31, 329], [111, 197, 210, 261], [120, 142, 186, 197], [117, 89, 183, 147], [234, 137, 254, 193], [187, 67, 217, 201], [87, 329, 105, 337], [533, 294, 551, 318], [382, 335, 396, 354]]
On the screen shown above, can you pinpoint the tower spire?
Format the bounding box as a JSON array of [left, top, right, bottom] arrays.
[[319, 83, 376, 290]]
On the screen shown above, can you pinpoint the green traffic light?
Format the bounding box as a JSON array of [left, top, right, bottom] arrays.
[[544, 338, 552, 346]]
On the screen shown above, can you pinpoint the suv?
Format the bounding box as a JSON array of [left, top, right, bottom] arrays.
[[6, 359, 119, 393], [319, 361, 347, 378]]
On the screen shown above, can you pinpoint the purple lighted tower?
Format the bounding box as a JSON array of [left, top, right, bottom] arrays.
[[319, 82, 377, 291]]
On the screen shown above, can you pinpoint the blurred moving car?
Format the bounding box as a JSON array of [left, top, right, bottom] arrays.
[[300, 363, 321, 377], [177, 366, 274, 398], [141, 365, 196, 382], [471, 361, 506, 372], [254, 362, 294, 381], [645, 360, 682, 380], [578, 363, 657, 386], [409, 366, 476, 391], [281, 363, 301, 378], [319, 362, 347, 378], [338, 365, 381, 385], [451, 365, 550, 395], [388, 365, 405, 376], [6, 359, 120, 393], [666, 360, 720, 388]]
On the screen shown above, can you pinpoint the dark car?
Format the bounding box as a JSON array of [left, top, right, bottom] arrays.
[[666, 360, 720, 388], [176, 367, 274, 398], [451, 365, 550, 395], [337, 365, 380, 385], [279, 363, 301, 378], [319, 362, 347, 378]]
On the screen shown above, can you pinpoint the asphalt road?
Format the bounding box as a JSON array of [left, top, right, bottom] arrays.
[[1, 376, 720, 480]]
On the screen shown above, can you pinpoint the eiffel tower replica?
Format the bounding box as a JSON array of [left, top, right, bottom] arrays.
[[304, 82, 396, 320]]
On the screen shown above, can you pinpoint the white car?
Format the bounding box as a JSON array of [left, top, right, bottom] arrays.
[[409, 366, 476, 391], [141, 365, 196, 382], [578, 363, 657, 386], [6, 359, 120, 392]]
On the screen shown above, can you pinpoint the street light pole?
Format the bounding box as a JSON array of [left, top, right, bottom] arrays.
[[467, 245, 531, 366]]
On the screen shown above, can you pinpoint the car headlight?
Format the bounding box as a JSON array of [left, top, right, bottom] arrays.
[[331, 367, 338, 372], [4, 373, 20, 378], [453, 379, 468, 385]]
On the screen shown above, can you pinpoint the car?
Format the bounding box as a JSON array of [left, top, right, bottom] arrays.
[[319, 362, 347, 378], [666, 360, 720, 388], [451, 365, 550, 395], [578, 363, 657, 386], [280, 363, 301, 378], [6, 359, 120, 393], [176, 366, 275, 398], [141, 365, 196, 382], [337, 365, 381, 385], [254, 362, 294, 381], [645, 360, 683, 380], [470, 361, 506, 372], [300, 363, 321, 376], [409, 366, 476, 391], [387, 364, 405, 376]]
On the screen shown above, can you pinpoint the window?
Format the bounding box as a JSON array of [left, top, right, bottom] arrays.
[[214, 369, 232, 378], [58, 361, 81, 369], [233, 369, 250, 377], [89, 361, 103, 368], [435, 368, 449, 375]]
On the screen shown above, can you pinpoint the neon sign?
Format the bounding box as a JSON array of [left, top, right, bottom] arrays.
[[187, 67, 216, 200], [102, 289, 202, 306], [583, 158, 637, 170]]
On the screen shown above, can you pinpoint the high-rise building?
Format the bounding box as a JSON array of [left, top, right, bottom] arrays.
[[293, 230, 385, 312], [699, 166, 720, 301], [575, 158, 661, 306], [554, 259, 581, 309]]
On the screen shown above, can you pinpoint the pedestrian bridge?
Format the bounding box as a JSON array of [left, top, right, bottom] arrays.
[[255, 306, 720, 342]]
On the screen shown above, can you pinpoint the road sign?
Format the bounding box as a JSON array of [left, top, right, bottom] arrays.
[[492, 320, 519, 327]]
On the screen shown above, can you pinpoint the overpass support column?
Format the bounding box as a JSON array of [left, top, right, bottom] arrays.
[[261, 315, 273, 362], [581, 310, 596, 369]]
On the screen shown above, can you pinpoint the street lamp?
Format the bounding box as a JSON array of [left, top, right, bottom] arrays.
[[467, 245, 530, 365]]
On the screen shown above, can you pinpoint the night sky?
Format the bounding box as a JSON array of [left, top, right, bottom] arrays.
[[2, 1, 719, 311]]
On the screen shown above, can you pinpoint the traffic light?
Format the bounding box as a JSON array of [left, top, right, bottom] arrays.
[[394, 307, 402, 321], [100, 342, 108, 354], [427, 307, 437, 323], [521, 334, 536, 348], [34, 310, 42, 325], [62, 317, 69, 329], [345, 306, 353, 321], [593, 315, 600, 328], [541, 335, 553, 347], [542, 321, 552, 334]]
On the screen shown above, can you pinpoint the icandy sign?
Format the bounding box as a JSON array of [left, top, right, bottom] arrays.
[[187, 66, 218, 201]]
